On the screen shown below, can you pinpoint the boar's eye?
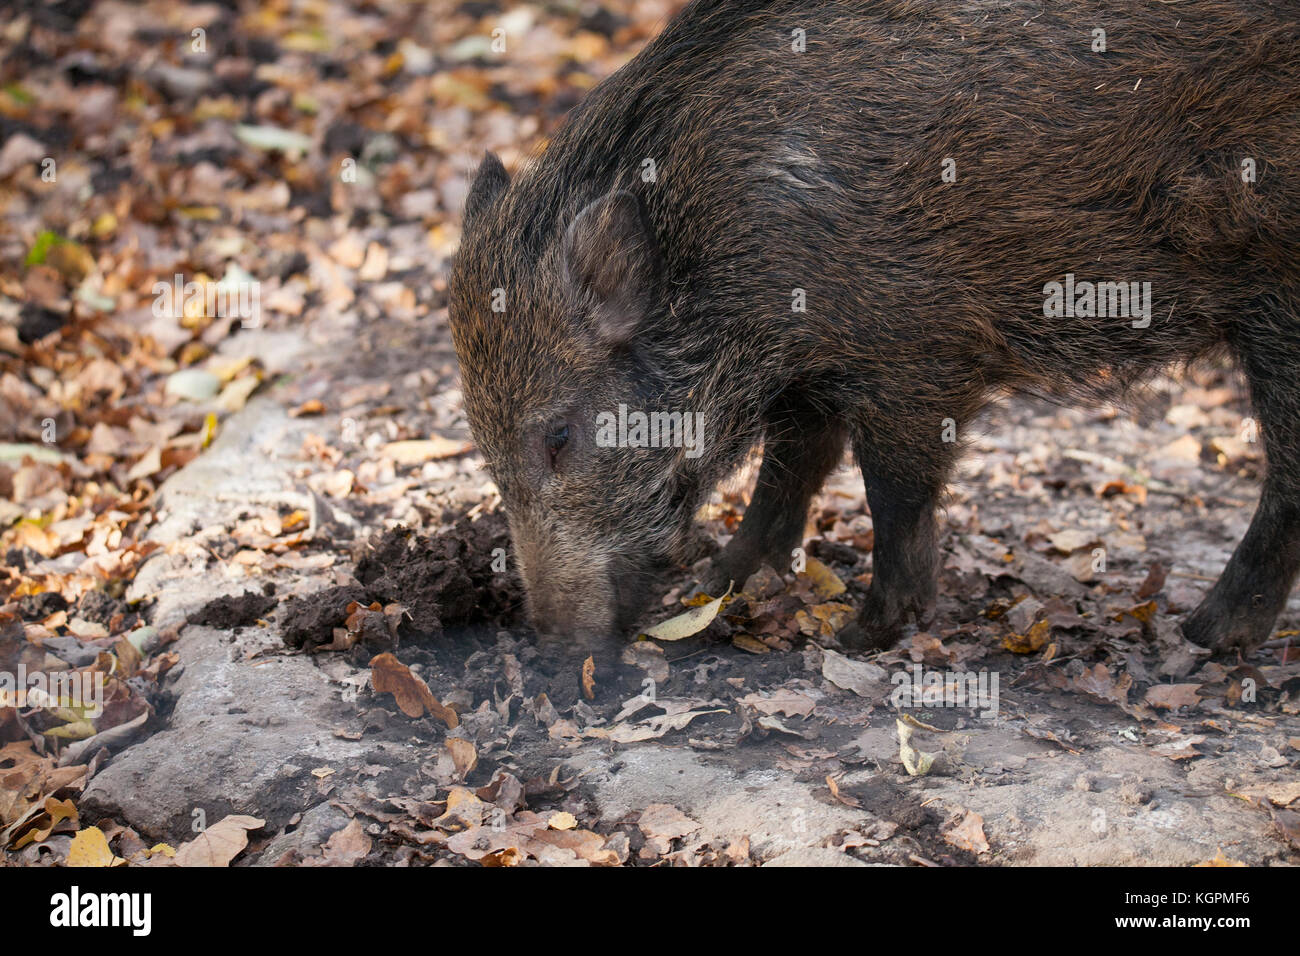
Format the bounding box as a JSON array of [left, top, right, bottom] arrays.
[[544, 424, 570, 470]]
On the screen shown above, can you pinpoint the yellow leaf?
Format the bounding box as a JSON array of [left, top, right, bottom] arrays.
[[1128, 600, 1158, 625], [897, 719, 937, 776], [644, 585, 732, 641], [200, 413, 218, 448], [11, 796, 78, 850], [800, 557, 846, 598], [1003, 618, 1050, 654], [207, 356, 254, 383], [215, 373, 262, 413], [44, 719, 97, 740], [91, 213, 118, 238], [68, 827, 119, 867]]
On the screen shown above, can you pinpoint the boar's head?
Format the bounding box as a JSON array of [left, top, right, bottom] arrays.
[[449, 153, 704, 643]]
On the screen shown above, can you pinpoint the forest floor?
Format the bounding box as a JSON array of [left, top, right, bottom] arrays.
[[1, 0, 1297, 866]]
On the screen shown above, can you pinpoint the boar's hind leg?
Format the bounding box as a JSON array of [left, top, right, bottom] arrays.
[[839, 429, 953, 651], [706, 398, 846, 592], [1183, 335, 1300, 654]]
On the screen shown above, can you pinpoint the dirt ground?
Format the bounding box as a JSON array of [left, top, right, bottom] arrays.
[[1, 0, 1297, 867], [36, 299, 1300, 867]]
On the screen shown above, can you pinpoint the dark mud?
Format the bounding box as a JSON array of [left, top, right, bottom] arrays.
[[353, 510, 522, 633], [280, 584, 372, 650], [189, 589, 278, 630], [279, 510, 524, 650]]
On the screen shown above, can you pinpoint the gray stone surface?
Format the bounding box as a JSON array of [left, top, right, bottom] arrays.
[[79, 623, 399, 841], [572, 745, 872, 861]]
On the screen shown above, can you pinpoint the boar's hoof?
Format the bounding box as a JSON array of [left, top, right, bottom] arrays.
[[1181, 598, 1273, 656], [835, 620, 900, 652], [837, 589, 936, 651], [700, 553, 759, 598]]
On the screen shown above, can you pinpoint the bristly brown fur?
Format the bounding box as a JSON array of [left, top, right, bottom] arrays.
[[451, 0, 1300, 657]]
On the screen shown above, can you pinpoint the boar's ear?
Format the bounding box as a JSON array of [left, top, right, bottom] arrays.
[[563, 190, 659, 346], [464, 152, 509, 228]]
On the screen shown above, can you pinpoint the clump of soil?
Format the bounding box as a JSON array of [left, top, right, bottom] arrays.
[[280, 510, 524, 650], [190, 590, 280, 630], [280, 584, 371, 650], [354, 509, 521, 632]]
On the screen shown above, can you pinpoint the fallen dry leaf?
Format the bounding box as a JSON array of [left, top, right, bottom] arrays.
[[1144, 683, 1202, 711], [944, 810, 990, 854], [643, 586, 731, 641], [637, 804, 700, 842], [1004, 617, 1050, 654], [738, 689, 816, 718], [67, 826, 121, 867], [821, 649, 888, 698], [799, 557, 846, 598], [1193, 849, 1246, 867], [321, 819, 371, 865], [174, 815, 265, 867], [370, 652, 458, 727], [382, 436, 473, 464]]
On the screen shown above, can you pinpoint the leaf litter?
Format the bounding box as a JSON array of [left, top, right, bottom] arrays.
[[0, 0, 1296, 868]]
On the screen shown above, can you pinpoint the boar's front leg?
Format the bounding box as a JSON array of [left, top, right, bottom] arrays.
[[706, 396, 846, 592], [840, 426, 954, 651]]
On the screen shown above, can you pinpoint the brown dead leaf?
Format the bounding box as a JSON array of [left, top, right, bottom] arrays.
[[738, 689, 816, 718], [1144, 683, 1201, 711], [321, 819, 371, 865], [1135, 561, 1167, 600], [943, 809, 990, 855], [446, 738, 478, 780], [1235, 782, 1300, 807], [826, 774, 861, 809], [289, 399, 326, 417], [369, 652, 458, 727], [637, 804, 700, 842], [795, 601, 853, 639], [174, 814, 265, 867], [1071, 663, 1133, 709], [382, 436, 473, 464]]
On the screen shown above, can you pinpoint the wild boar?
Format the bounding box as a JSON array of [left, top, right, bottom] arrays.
[[449, 0, 1300, 662]]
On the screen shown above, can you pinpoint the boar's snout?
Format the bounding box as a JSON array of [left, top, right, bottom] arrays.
[[525, 576, 613, 640], [514, 528, 658, 642], [513, 531, 616, 641]]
